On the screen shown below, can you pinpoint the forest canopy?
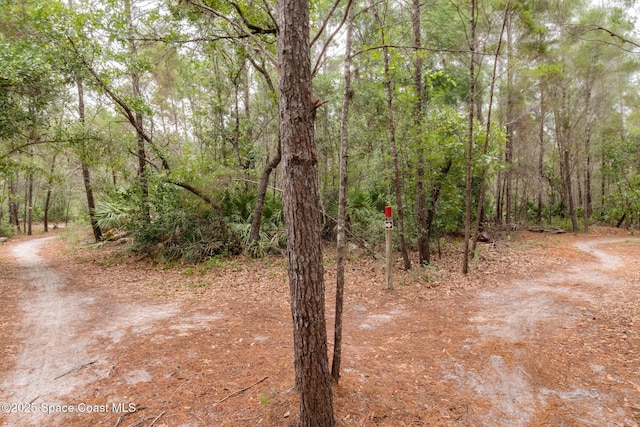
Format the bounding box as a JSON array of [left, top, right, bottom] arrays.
[[1, 0, 639, 262]]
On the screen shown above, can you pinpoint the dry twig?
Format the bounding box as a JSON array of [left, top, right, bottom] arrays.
[[215, 376, 268, 405], [54, 360, 98, 380]]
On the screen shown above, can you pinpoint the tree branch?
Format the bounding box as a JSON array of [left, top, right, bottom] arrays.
[[166, 179, 221, 210], [311, 0, 354, 78], [229, 1, 277, 35], [183, 0, 277, 67], [580, 24, 640, 50]]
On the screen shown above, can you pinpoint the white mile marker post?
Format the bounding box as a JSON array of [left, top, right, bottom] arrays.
[[384, 205, 393, 290]]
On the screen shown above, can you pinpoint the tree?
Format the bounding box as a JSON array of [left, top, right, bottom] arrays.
[[276, 0, 335, 424], [462, 0, 477, 274], [413, 0, 428, 265], [331, 0, 355, 384], [369, 0, 411, 270]]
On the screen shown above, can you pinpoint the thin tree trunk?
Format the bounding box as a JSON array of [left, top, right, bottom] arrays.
[[124, 0, 149, 220], [69, 0, 102, 241], [472, 0, 509, 252], [77, 78, 103, 242], [495, 169, 503, 223], [277, 0, 335, 423], [556, 78, 578, 233], [331, 0, 354, 384], [537, 81, 545, 223], [412, 0, 429, 265], [370, 0, 411, 270], [463, 0, 476, 275], [249, 142, 281, 243], [564, 147, 578, 233], [505, 13, 514, 227], [0, 182, 4, 227], [425, 160, 453, 264], [27, 165, 33, 236], [44, 153, 57, 233], [8, 177, 19, 233], [583, 53, 596, 232], [22, 178, 27, 234]]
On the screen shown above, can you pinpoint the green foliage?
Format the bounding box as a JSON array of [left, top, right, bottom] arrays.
[[95, 199, 133, 230], [0, 220, 15, 238], [222, 186, 285, 258], [323, 187, 387, 245], [118, 180, 236, 263]]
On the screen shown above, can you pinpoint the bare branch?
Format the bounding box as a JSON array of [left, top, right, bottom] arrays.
[[166, 179, 221, 211], [229, 1, 276, 35], [214, 376, 268, 405], [312, 0, 354, 78], [183, 0, 277, 67], [580, 24, 640, 50], [351, 43, 496, 59]]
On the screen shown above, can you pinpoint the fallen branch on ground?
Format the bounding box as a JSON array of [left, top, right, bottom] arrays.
[[113, 406, 145, 427], [215, 376, 269, 405], [54, 360, 98, 380]]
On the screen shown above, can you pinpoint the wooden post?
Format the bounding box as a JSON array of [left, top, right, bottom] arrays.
[[385, 206, 393, 290]]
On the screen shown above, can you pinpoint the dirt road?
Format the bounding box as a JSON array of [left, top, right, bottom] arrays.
[[458, 238, 640, 426], [0, 231, 639, 426], [0, 237, 177, 427]]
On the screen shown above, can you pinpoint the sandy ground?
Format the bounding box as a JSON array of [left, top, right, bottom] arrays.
[[0, 227, 639, 426]]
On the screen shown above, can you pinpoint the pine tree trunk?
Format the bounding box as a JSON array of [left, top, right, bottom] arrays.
[[332, 0, 354, 384], [27, 168, 33, 236], [44, 154, 57, 233], [537, 82, 545, 223], [276, 0, 335, 423], [125, 0, 149, 220], [472, 2, 509, 252], [8, 177, 20, 233], [463, 0, 476, 275], [77, 78, 103, 242], [504, 13, 514, 227], [412, 0, 429, 265]]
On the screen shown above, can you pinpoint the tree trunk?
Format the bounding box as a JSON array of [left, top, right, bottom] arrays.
[[556, 77, 578, 233], [425, 160, 453, 264], [27, 168, 33, 236], [77, 78, 103, 242], [463, 0, 476, 275], [563, 147, 578, 233], [370, 0, 411, 270], [332, 0, 354, 384], [504, 13, 514, 227], [583, 54, 596, 233], [8, 177, 20, 233], [412, 0, 429, 265], [22, 179, 27, 234], [68, 0, 103, 241], [124, 0, 149, 220], [472, 1, 509, 253], [276, 0, 335, 423], [44, 153, 57, 233], [249, 142, 281, 243], [537, 81, 545, 223]]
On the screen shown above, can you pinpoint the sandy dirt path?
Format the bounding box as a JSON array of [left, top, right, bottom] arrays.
[[0, 237, 100, 426], [0, 237, 177, 427], [456, 238, 640, 426]]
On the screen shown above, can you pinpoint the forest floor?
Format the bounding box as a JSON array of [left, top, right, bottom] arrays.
[[0, 225, 639, 427]]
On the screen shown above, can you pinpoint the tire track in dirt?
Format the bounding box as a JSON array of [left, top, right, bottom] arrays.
[[0, 237, 178, 427], [456, 238, 640, 427]]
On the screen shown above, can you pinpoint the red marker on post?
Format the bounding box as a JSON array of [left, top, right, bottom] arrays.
[[384, 206, 393, 290]]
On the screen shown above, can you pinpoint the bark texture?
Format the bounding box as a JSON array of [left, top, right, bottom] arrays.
[[276, 0, 335, 424]]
